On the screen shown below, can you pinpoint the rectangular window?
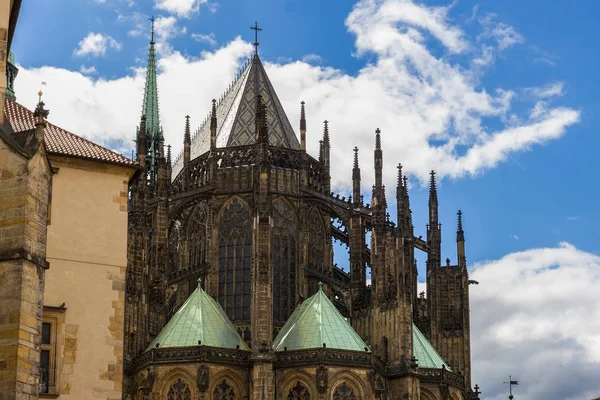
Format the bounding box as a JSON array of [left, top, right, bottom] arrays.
[[40, 306, 65, 397]]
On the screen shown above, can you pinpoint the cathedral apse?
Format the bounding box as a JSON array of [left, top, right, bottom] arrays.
[[123, 21, 480, 400]]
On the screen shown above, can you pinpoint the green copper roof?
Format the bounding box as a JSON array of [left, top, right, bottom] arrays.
[[147, 283, 249, 351], [273, 284, 369, 352], [412, 323, 452, 370], [141, 37, 161, 140]]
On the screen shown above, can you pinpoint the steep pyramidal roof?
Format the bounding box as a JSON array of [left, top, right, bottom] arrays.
[[147, 282, 249, 351], [412, 323, 452, 370], [273, 284, 370, 352], [172, 54, 300, 178]]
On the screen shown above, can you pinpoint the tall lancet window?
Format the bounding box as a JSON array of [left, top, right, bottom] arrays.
[[168, 220, 183, 274], [218, 198, 252, 322], [272, 199, 297, 323], [307, 209, 326, 294], [188, 202, 209, 269]]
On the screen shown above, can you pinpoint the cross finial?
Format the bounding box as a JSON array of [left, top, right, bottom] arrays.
[[149, 16, 156, 43], [250, 21, 262, 54]]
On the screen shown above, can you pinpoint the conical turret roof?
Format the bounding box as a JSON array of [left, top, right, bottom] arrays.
[[273, 284, 370, 352], [412, 323, 452, 370], [147, 282, 249, 351], [172, 54, 300, 178]]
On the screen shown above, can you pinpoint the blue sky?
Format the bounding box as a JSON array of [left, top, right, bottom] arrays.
[[12, 1, 600, 399]]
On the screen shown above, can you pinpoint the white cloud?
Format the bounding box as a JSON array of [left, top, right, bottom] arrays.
[[567, 216, 581, 221], [74, 32, 122, 57], [512, 234, 519, 240], [525, 82, 566, 99], [155, 0, 208, 18], [301, 54, 323, 64], [154, 16, 187, 55], [478, 13, 524, 51], [470, 242, 600, 399], [17, 0, 579, 191], [191, 33, 217, 46], [79, 65, 98, 75]]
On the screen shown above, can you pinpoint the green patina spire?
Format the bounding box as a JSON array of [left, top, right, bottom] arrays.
[[140, 16, 163, 182]]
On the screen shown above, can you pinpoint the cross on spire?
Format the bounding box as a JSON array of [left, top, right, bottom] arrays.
[[250, 21, 262, 53], [149, 16, 156, 43]]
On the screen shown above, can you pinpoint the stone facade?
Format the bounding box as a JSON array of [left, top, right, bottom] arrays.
[[123, 50, 480, 399], [0, 102, 50, 400], [42, 156, 137, 399]]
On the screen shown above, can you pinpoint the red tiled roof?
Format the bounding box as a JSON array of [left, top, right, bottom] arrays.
[[4, 98, 138, 167]]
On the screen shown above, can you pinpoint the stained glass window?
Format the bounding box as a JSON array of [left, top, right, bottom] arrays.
[[333, 383, 357, 400], [167, 378, 192, 400], [287, 381, 310, 400], [189, 203, 209, 269], [218, 198, 252, 322], [307, 209, 326, 294], [272, 199, 297, 323], [213, 379, 236, 400]]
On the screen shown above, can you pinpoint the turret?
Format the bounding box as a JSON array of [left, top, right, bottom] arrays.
[[136, 115, 148, 166], [352, 147, 361, 207], [374, 128, 382, 189]]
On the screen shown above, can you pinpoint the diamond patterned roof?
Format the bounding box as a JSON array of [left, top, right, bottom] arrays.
[[273, 284, 370, 352], [412, 323, 452, 370], [172, 54, 300, 178], [4, 98, 137, 167], [147, 283, 250, 351]]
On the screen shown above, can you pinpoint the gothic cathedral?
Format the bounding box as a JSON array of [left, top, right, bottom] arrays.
[[123, 26, 481, 400]]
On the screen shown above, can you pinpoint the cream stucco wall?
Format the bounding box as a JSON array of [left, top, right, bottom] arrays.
[[44, 156, 135, 400]]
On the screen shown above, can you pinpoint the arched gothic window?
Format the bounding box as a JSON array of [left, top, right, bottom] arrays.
[[333, 383, 357, 400], [167, 378, 192, 400], [287, 381, 310, 400], [212, 379, 236, 400], [272, 199, 297, 323], [189, 203, 209, 269], [218, 198, 252, 322]]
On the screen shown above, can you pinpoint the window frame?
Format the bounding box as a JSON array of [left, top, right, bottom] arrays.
[[40, 306, 66, 398]]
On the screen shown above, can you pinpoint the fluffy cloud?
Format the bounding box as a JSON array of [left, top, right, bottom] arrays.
[[469, 242, 600, 400], [191, 33, 217, 46], [478, 13, 525, 51], [155, 0, 208, 18], [16, 0, 579, 191], [73, 32, 122, 57]]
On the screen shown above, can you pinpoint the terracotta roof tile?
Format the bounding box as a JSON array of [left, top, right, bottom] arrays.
[[4, 98, 138, 167]]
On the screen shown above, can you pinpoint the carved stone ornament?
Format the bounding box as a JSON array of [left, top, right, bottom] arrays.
[[197, 363, 209, 393], [316, 366, 328, 394], [258, 259, 269, 284]]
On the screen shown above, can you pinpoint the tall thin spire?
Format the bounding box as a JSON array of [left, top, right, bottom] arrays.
[[457, 210, 465, 242], [142, 16, 161, 139], [140, 16, 162, 184], [352, 146, 361, 206], [300, 101, 306, 151]]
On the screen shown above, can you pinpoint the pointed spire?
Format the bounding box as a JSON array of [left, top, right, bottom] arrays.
[[300, 101, 306, 151], [184, 115, 191, 144], [374, 128, 383, 190], [457, 210, 465, 242], [183, 115, 191, 168], [397, 164, 403, 190], [210, 99, 217, 149], [141, 19, 161, 140], [167, 144, 172, 168], [323, 120, 330, 146], [429, 170, 438, 225], [352, 146, 361, 206]]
